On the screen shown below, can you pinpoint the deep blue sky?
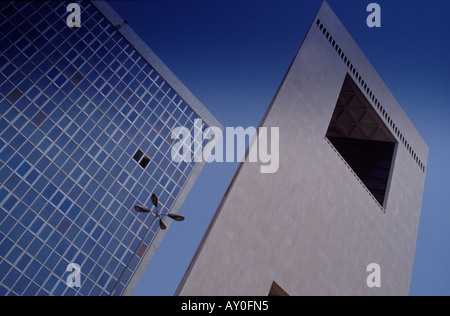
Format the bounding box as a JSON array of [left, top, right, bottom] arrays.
[[107, 0, 450, 296]]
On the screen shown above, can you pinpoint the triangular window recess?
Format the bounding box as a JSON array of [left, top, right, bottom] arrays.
[[325, 75, 397, 208], [268, 281, 289, 296]]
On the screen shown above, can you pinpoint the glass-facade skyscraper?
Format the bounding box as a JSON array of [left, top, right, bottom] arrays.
[[0, 0, 220, 296]]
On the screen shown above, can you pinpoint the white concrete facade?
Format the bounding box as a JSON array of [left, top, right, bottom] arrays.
[[177, 1, 428, 296]]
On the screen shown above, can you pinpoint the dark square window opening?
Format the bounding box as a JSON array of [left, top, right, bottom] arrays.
[[140, 156, 150, 169], [134, 149, 150, 169], [325, 74, 397, 209], [133, 149, 144, 162]]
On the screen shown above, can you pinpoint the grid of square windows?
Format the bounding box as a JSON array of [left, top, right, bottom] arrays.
[[0, 0, 207, 296]]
